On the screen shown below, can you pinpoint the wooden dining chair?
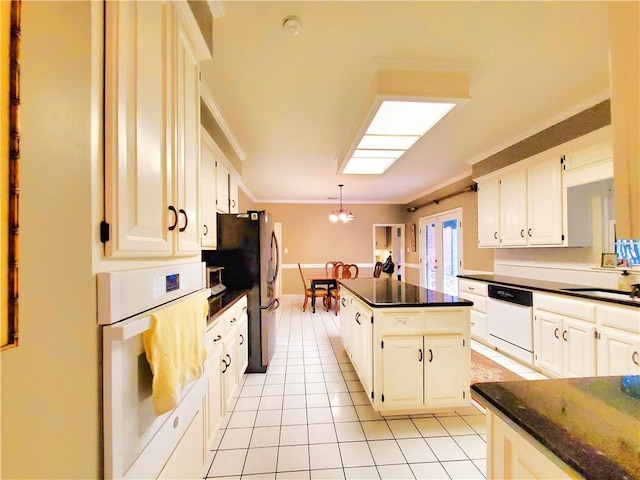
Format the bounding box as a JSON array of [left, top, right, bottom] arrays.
[[298, 263, 328, 312], [328, 263, 359, 315], [373, 261, 383, 278], [325, 261, 343, 277]]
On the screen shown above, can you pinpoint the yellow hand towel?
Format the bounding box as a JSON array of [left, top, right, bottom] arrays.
[[143, 291, 209, 416]]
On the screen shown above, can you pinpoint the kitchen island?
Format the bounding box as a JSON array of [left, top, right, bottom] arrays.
[[338, 278, 473, 415], [472, 376, 640, 480]]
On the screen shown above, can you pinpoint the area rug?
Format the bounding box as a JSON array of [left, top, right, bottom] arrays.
[[470, 350, 524, 384]]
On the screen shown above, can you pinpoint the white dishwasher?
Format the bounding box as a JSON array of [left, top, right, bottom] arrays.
[[487, 284, 533, 364]]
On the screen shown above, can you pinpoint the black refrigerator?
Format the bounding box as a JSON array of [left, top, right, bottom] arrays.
[[202, 211, 279, 373]]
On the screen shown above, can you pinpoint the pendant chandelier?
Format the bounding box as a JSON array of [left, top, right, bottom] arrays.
[[329, 184, 355, 223]]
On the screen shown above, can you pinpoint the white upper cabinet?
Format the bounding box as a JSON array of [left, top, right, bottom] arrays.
[[477, 178, 501, 247], [200, 130, 218, 249], [104, 1, 210, 257], [499, 169, 528, 246], [215, 160, 230, 214], [476, 128, 611, 249], [527, 157, 563, 245]]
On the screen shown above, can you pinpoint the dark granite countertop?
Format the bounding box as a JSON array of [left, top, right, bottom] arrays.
[[472, 376, 640, 480], [207, 288, 248, 327], [339, 278, 473, 308], [458, 273, 640, 308]]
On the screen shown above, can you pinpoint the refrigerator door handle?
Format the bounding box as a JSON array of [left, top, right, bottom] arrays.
[[261, 298, 280, 312], [271, 231, 280, 283]]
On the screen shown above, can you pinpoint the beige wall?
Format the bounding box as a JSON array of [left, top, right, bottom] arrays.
[[256, 202, 405, 293], [2, 2, 100, 478], [403, 190, 494, 285]]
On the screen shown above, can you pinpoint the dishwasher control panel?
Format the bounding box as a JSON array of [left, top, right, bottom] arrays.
[[488, 285, 533, 306]]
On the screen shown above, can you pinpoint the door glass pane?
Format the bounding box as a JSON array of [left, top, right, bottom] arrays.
[[425, 223, 436, 290], [441, 219, 459, 295]]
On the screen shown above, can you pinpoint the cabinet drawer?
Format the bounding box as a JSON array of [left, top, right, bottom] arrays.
[[458, 280, 488, 297], [470, 310, 487, 341], [534, 293, 595, 322], [597, 304, 640, 334], [206, 319, 226, 356], [460, 292, 487, 313], [378, 310, 426, 335], [424, 309, 469, 334]]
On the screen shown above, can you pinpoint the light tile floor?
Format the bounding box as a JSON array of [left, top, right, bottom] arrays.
[[205, 295, 547, 480]]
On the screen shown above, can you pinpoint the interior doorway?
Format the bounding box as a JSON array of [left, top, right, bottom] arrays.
[[373, 224, 405, 280], [418, 209, 463, 295]]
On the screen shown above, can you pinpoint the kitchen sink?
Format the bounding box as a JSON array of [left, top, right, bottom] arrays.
[[560, 288, 639, 302]]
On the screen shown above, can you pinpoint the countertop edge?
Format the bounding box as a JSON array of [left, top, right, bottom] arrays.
[[339, 279, 474, 309], [458, 274, 640, 308]]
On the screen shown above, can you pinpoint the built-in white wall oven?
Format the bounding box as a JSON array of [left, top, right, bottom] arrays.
[[98, 262, 208, 480]]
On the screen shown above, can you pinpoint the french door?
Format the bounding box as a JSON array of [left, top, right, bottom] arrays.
[[419, 209, 463, 296]]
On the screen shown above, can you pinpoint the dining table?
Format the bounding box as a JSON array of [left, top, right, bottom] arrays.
[[307, 275, 337, 313]]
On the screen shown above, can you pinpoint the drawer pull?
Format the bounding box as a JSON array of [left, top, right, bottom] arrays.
[[213, 334, 222, 343], [468, 286, 474, 291], [633, 351, 639, 366]]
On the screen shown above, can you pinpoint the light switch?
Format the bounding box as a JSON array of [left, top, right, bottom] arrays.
[[284, 248, 288, 254]]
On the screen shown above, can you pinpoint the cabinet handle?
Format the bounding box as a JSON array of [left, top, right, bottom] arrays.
[[231, 317, 237, 323], [554, 328, 559, 339], [178, 209, 188, 232], [528, 228, 532, 237], [355, 312, 361, 325], [562, 330, 568, 342], [226, 353, 232, 368], [341, 298, 346, 307], [213, 334, 222, 343], [428, 349, 433, 362], [232, 199, 236, 208], [468, 286, 474, 291], [520, 229, 525, 238], [494, 232, 498, 239], [632, 351, 639, 366], [419, 348, 423, 362], [239, 334, 244, 345], [173, 417, 179, 429], [168, 206, 178, 231], [221, 357, 228, 373], [203, 224, 208, 236], [242, 305, 248, 312]]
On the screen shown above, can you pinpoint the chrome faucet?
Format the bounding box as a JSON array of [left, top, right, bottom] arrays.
[[631, 283, 640, 300]]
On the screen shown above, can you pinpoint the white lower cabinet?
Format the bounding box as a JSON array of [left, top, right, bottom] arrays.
[[487, 411, 572, 479], [341, 291, 373, 397], [458, 279, 488, 341], [381, 334, 468, 411], [533, 293, 596, 378], [157, 406, 205, 480], [597, 327, 640, 375]]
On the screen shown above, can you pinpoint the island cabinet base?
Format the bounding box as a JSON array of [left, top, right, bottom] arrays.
[[487, 410, 577, 480]]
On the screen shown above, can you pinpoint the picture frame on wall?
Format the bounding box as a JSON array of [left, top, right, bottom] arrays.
[[601, 253, 617, 268]]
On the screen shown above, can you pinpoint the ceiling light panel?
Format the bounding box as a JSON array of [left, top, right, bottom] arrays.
[[357, 135, 419, 150], [367, 101, 456, 136], [343, 157, 397, 174]]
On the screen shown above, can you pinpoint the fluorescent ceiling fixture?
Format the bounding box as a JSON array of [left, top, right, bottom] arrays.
[[343, 157, 397, 175], [357, 135, 419, 150], [368, 101, 455, 135], [352, 149, 405, 159], [339, 70, 469, 175]]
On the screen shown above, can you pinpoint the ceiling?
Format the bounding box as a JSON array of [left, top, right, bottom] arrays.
[[199, 1, 611, 205]]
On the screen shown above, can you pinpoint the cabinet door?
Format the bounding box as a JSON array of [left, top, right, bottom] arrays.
[[424, 335, 468, 408], [562, 317, 596, 377], [477, 178, 501, 247], [470, 310, 488, 341], [350, 310, 363, 372], [534, 310, 563, 376], [360, 312, 373, 398], [216, 161, 230, 213], [200, 131, 217, 248], [205, 345, 223, 449], [236, 315, 249, 379], [500, 170, 528, 246], [527, 158, 563, 245], [157, 407, 205, 480], [222, 328, 238, 411], [229, 175, 239, 213], [598, 328, 640, 375], [104, 1, 174, 256], [340, 291, 353, 355], [174, 16, 201, 254], [382, 336, 424, 410]]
